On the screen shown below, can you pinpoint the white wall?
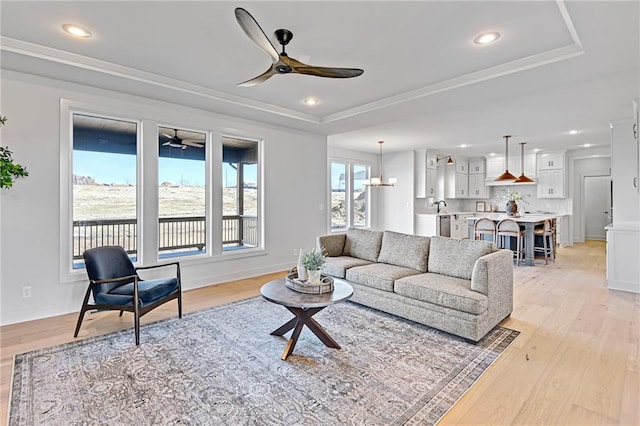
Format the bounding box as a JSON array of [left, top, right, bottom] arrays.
[[0, 70, 328, 325], [380, 151, 414, 233]]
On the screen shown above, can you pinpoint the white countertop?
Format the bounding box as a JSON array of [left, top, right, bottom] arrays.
[[467, 213, 559, 223]]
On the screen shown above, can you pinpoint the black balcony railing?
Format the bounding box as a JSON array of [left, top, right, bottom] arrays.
[[73, 215, 258, 260]]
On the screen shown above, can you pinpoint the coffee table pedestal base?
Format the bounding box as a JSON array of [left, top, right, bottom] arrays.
[[270, 306, 340, 360]]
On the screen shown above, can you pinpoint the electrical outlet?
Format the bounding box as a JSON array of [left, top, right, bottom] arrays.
[[22, 286, 32, 298], [292, 248, 298, 257]]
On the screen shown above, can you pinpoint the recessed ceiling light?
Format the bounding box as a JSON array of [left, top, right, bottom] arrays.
[[303, 97, 318, 106], [460, 144, 469, 148], [568, 129, 581, 135], [583, 143, 592, 147], [62, 23, 92, 38], [473, 32, 500, 45], [489, 152, 496, 156], [532, 148, 541, 152]]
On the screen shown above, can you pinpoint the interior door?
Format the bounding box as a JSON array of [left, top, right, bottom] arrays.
[[584, 175, 610, 240]]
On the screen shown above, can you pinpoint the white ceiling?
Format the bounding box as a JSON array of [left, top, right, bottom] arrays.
[[1, 1, 638, 157]]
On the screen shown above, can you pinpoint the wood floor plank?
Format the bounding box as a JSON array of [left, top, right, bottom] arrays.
[[2, 241, 639, 425]]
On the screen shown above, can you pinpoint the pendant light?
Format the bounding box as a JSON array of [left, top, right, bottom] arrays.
[[495, 135, 518, 181], [366, 140, 397, 187], [514, 142, 535, 183]]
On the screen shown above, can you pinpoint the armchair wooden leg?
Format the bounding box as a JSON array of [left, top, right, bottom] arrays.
[[177, 293, 183, 318], [119, 310, 124, 317], [73, 308, 87, 338], [134, 314, 140, 346], [74, 286, 93, 338]]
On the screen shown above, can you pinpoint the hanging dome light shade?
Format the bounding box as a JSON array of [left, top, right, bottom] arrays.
[[495, 135, 518, 181], [514, 142, 535, 183]]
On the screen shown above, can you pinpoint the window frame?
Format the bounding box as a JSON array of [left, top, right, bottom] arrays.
[[328, 158, 371, 232], [59, 99, 265, 283]]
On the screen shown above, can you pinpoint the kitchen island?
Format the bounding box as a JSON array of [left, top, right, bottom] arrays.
[[467, 214, 558, 266]]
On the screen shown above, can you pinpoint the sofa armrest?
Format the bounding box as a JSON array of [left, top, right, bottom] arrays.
[[471, 249, 513, 297], [316, 234, 346, 257]]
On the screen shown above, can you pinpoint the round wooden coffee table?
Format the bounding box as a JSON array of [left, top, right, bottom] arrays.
[[260, 278, 353, 360]]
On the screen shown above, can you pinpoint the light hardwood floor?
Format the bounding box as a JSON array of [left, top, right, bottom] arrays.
[[2, 241, 638, 424]]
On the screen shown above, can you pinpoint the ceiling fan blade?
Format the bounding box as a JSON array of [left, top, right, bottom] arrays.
[[283, 56, 364, 78], [162, 141, 171, 146], [294, 66, 364, 79], [161, 133, 176, 140], [238, 65, 276, 87], [235, 8, 279, 63], [181, 140, 204, 148]]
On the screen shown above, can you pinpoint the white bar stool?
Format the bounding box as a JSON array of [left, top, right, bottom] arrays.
[[534, 219, 555, 264], [474, 218, 496, 244], [496, 219, 525, 266]]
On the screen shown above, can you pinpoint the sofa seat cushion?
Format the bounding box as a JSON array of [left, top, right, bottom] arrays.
[[428, 236, 494, 280], [323, 256, 373, 279], [346, 263, 421, 292], [394, 273, 488, 315], [378, 231, 430, 272], [343, 228, 383, 262]]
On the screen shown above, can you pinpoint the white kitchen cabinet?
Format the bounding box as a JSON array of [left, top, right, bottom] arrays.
[[451, 219, 466, 239], [455, 173, 469, 198], [414, 150, 438, 198], [455, 159, 469, 174], [444, 160, 469, 199], [537, 152, 565, 170], [451, 214, 474, 239], [537, 169, 564, 198], [555, 215, 569, 247], [537, 151, 565, 198], [469, 158, 485, 174], [426, 152, 438, 169], [467, 157, 488, 198], [468, 173, 489, 198]]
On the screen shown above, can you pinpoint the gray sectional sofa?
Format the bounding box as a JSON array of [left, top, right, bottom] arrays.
[[316, 228, 514, 342]]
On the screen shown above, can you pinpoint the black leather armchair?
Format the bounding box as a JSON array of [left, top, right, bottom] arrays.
[[74, 245, 182, 345]]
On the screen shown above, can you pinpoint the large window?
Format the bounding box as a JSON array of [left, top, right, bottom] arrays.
[[62, 101, 264, 274], [222, 137, 260, 251], [158, 126, 207, 259], [330, 160, 370, 231], [72, 114, 138, 268]]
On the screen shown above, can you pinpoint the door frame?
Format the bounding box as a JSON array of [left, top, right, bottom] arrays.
[[582, 174, 610, 241]]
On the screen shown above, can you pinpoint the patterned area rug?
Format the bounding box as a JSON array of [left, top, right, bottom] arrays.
[[10, 297, 518, 425]]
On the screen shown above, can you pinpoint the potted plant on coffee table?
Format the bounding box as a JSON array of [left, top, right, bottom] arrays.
[[302, 248, 326, 285]]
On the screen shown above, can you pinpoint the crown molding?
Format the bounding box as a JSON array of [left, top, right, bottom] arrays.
[[0, 1, 584, 127], [0, 36, 321, 124]]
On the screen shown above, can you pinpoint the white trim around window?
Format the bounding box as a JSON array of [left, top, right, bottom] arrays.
[[59, 98, 265, 283]]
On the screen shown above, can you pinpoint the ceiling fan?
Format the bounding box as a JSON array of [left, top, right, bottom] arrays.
[[234, 7, 364, 87], [161, 129, 204, 150]]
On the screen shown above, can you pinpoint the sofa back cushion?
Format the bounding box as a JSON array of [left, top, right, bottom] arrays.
[[378, 231, 430, 272], [428, 236, 494, 280], [343, 228, 383, 262]]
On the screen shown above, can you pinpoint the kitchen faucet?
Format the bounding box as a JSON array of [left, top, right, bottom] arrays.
[[434, 200, 447, 214]]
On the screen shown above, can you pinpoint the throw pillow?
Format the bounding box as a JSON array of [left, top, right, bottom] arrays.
[[343, 228, 383, 262], [428, 236, 493, 280], [378, 231, 430, 272]]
